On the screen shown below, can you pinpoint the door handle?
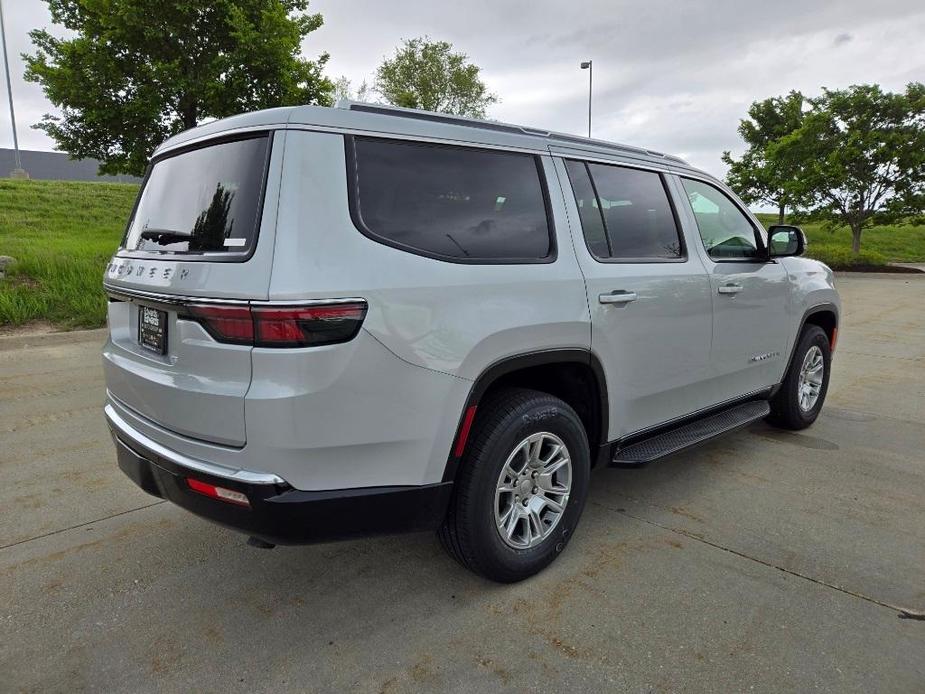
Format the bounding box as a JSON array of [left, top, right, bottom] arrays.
[[717, 283, 743, 295], [599, 291, 638, 305]]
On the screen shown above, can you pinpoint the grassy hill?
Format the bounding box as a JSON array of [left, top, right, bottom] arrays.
[[0, 179, 138, 329], [0, 179, 922, 330]]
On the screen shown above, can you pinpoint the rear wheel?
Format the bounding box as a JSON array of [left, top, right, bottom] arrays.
[[769, 325, 831, 430], [438, 388, 590, 582]]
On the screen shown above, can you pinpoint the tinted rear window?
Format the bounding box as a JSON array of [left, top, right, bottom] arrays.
[[585, 163, 683, 260], [350, 137, 553, 262], [124, 135, 270, 256]]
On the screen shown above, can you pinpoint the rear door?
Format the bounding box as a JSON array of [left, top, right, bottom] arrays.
[[102, 132, 281, 446], [553, 156, 715, 439], [675, 176, 791, 401]]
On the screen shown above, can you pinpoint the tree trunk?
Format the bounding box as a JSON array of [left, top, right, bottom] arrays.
[[179, 94, 198, 131], [851, 225, 862, 254], [777, 202, 785, 225]]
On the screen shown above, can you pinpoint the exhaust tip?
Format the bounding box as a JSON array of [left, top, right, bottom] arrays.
[[247, 536, 276, 549]]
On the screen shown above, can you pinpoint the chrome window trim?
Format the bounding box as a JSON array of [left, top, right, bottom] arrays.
[[104, 283, 366, 308], [555, 151, 670, 175]]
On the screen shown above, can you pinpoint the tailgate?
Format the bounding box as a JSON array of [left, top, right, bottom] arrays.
[[103, 289, 255, 447], [101, 132, 281, 446]]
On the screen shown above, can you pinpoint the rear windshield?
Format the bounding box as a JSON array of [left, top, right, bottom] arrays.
[[123, 135, 270, 256]]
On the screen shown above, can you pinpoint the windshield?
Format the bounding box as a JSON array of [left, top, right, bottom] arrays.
[[123, 134, 270, 256]]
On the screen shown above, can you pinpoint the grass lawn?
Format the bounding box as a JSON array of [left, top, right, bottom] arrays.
[[0, 180, 923, 331], [0, 179, 138, 329], [754, 213, 925, 267]]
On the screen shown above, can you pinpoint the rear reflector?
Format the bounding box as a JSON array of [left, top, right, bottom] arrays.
[[830, 327, 838, 352], [186, 478, 251, 507], [185, 301, 367, 348]]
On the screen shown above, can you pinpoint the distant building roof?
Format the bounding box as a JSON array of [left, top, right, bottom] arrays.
[[0, 148, 140, 183]]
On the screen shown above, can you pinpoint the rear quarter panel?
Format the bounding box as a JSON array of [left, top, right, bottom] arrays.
[[267, 129, 591, 378]]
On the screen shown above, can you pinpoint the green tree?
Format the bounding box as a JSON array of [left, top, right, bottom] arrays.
[[375, 37, 497, 118], [25, 0, 335, 176], [333, 75, 371, 104], [722, 91, 807, 224], [781, 83, 925, 253]]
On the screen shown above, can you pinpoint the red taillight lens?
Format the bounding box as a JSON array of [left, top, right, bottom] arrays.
[[186, 304, 254, 344], [184, 302, 367, 348], [186, 478, 250, 507], [253, 303, 368, 347]]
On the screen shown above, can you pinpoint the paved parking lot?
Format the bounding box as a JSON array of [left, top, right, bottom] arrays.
[[2, 273, 924, 693]]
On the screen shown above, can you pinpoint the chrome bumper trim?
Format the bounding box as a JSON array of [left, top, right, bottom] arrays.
[[104, 403, 286, 485]]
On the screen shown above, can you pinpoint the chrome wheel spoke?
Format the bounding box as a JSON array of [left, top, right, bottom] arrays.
[[503, 506, 520, 540], [538, 493, 565, 515]]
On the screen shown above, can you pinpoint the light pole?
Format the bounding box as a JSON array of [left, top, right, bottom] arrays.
[[0, 0, 27, 178], [580, 60, 592, 138]]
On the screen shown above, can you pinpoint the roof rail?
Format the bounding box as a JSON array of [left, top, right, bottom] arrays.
[[344, 102, 533, 137], [341, 101, 686, 164]]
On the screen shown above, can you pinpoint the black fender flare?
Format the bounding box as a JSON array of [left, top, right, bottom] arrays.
[[441, 349, 609, 483], [776, 303, 840, 391]]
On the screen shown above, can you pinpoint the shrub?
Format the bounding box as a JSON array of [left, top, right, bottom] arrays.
[[807, 245, 888, 269]]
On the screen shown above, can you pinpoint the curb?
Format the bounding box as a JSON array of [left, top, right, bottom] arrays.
[[0, 327, 109, 352]]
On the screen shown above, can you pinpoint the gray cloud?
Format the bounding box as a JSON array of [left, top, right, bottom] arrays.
[[2, 0, 923, 178]]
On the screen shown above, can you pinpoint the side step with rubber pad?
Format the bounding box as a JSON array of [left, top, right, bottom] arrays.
[[611, 400, 771, 465]]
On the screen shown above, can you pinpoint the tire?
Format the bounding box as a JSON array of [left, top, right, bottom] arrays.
[[438, 388, 591, 583], [768, 325, 831, 430]]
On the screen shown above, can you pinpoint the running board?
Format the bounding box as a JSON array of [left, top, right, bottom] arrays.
[[611, 400, 771, 465]]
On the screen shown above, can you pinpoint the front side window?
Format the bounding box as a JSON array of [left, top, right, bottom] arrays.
[[564, 160, 683, 260], [124, 135, 270, 256], [349, 137, 553, 262], [681, 178, 763, 260]]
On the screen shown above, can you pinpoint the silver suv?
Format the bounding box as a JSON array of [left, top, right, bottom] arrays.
[[103, 103, 839, 582]]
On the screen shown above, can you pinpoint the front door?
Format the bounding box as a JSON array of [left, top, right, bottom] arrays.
[[676, 177, 791, 402], [554, 156, 715, 439]]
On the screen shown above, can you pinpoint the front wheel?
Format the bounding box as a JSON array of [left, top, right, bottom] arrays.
[[438, 388, 590, 582], [769, 325, 831, 430]]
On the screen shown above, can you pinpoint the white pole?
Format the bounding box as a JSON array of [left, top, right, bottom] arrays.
[[0, 0, 27, 176]]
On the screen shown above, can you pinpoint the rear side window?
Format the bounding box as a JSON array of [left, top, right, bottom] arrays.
[[124, 135, 270, 257], [582, 162, 683, 260], [563, 161, 609, 258], [348, 137, 553, 262]]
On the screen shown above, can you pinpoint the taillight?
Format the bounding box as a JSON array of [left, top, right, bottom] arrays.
[[253, 304, 367, 347], [185, 301, 367, 348], [187, 305, 254, 344]]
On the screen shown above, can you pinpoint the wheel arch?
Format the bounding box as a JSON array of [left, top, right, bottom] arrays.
[[780, 303, 839, 386], [442, 350, 609, 482]]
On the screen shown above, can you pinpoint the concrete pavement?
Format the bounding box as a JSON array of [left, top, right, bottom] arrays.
[[1, 274, 923, 693]]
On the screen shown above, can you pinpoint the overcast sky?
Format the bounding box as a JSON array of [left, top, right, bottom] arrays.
[[1, 0, 923, 177]]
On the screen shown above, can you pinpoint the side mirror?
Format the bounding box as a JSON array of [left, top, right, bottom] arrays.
[[767, 225, 806, 258]]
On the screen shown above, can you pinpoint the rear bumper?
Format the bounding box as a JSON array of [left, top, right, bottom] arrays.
[[106, 405, 453, 545]]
